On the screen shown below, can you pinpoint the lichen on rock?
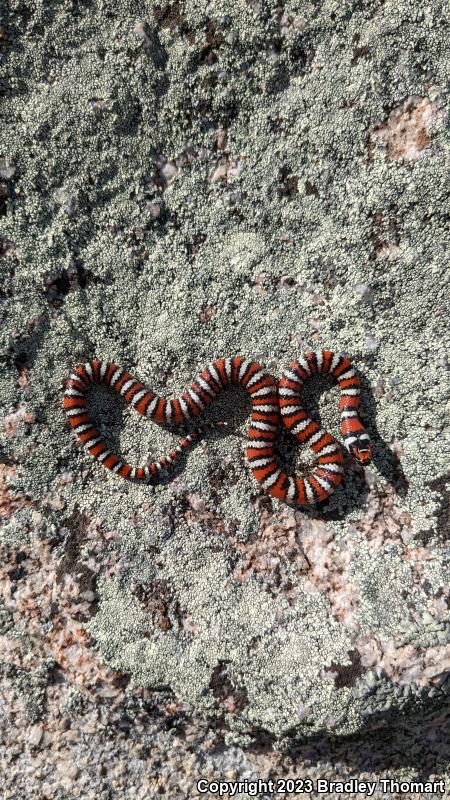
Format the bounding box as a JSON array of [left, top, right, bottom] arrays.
[[0, 0, 448, 756]]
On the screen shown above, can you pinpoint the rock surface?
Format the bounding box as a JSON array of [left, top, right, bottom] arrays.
[[0, 0, 449, 795]]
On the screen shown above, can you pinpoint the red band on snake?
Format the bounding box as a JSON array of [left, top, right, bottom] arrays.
[[63, 352, 371, 506]]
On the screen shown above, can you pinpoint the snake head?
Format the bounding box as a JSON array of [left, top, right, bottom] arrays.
[[347, 430, 372, 465]]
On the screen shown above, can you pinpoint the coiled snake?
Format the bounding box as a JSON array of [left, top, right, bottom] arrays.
[[63, 351, 371, 505]]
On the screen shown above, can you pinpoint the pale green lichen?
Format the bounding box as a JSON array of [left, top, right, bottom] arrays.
[[87, 521, 360, 737], [0, 0, 449, 741], [2, 663, 50, 722]]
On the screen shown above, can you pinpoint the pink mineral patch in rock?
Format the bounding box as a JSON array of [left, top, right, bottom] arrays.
[[367, 95, 445, 161], [0, 464, 34, 520], [299, 522, 361, 631], [214, 127, 228, 150], [356, 635, 450, 689], [132, 20, 152, 48], [230, 507, 309, 603], [209, 156, 245, 183], [3, 403, 36, 438], [0, 537, 125, 704], [354, 483, 413, 548]]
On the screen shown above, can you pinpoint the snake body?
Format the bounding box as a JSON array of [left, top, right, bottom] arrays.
[[63, 351, 371, 505]]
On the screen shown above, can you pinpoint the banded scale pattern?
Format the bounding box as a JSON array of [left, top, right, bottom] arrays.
[[277, 351, 371, 505], [63, 357, 279, 484], [63, 353, 372, 506]]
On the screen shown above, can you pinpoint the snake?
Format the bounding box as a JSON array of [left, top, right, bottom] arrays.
[[63, 351, 371, 506]]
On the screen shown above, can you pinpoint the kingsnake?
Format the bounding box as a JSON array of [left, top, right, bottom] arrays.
[[63, 352, 371, 506]]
